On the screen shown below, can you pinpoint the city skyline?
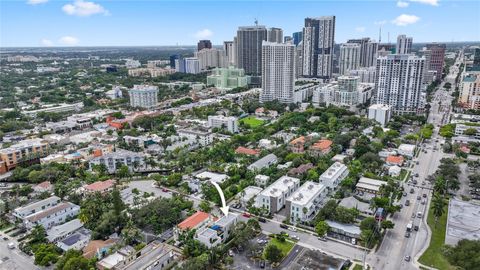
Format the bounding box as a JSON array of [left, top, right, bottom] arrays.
[[1, 0, 479, 47]]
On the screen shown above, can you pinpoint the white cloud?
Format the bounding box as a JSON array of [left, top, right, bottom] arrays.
[[355, 26, 366, 33], [194, 29, 213, 39], [409, 0, 439, 6], [392, 14, 420, 26], [59, 36, 79, 46], [397, 1, 409, 7], [41, 39, 54, 46], [62, 0, 109, 17], [374, 20, 387, 26], [27, 0, 48, 5]]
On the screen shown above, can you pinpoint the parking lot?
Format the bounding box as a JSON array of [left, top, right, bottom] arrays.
[[120, 180, 172, 205]]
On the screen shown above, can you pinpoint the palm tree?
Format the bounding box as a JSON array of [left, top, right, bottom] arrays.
[[432, 193, 446, 228]]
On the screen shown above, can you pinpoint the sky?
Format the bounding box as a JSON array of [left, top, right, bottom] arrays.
[[0, 0, 479, 47]]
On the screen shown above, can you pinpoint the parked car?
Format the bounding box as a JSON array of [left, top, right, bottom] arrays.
[[414, 225, 419, 231], [318, 236, 327, 241], [410, 188, 415, 194], [258, 217, 266, 223], [417, 196, 421, 200], [403, 192, 407, 197], [291, 235, 300, 241], [421, 200, 426, 205], [280, 224, 289, 229], [404, 255, 411, 262], [7, 242, 15, 249], [2, 237, 8, 241], [417, 212, 423, 218], [422, 194, 427, 198], [413, 180, 418, 185], [242, 213, 251, 218], [260, 260, 266, 268], [405, 232, 410, 238], [405, 200, 410, 206], [288, 226, 297, 232], [351, 238, 357, 245]]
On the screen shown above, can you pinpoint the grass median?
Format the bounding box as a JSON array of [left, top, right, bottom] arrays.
[[418, 202, 455, 270]]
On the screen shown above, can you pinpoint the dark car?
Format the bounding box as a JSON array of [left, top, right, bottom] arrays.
[[422, 194, 427, 198], [260, 260, 266, 268], [405, 200, 410, 206], [280, 224, 289, 229], [404, 255, 411, 262], [414, 225, 419, 231], [412, 180, 418, 185], [410, 188, 415, 194], [258, 217, 266, 223], [405, 232, 410, 238], [417, 196, 421, 200]]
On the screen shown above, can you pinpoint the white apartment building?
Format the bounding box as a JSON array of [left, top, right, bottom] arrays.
[[56, 228, 91, 251], [13, 196, 61, 219], [47, 218, 84, 242], [319, 162, 349, 191], [339, 43, 361, 75], [260, 41, 295, 104], [255, 174, 270, 187], [128, 85, 159, 109], [13, 196, 80, 230], [184, 57, 200, 74], [348, 67, 376, 83], [374, 54, 425, 114], [368, 104, 392, 127], [396, 35, 413, 54], [88, 149, 145, 173], [207, 115, 239, 133], [177, 128, 213, 146], [312, 77, 373, 107], [255, 176, 300, 214], [195, 213, 238, 248], [286, 181, 327, 224]]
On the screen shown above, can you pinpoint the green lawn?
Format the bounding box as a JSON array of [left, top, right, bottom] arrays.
[[399, 169, 411, 182], [418, 202, 456, 270], [265, 238, 295, 258], [240, 116, 265, 128], [352, 264, 363, 270]]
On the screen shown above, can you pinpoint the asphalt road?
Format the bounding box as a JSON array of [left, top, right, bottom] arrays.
[[366, 50, 461, 270], [0, 233, 38, 270]]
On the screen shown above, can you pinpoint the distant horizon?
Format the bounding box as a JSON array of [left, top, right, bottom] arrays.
[[1, 40, 478, 50]]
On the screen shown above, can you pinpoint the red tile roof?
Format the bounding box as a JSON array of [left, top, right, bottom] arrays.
[[289, 136, 306, 145], [178, 211, 210, 230], [311, 139, 333, 151], [85, 179, 115, 192], [235, 146, 260, 156], [36, 181, 52, 189], [83, 239, 117, 259], [386, 155, 404, 165]]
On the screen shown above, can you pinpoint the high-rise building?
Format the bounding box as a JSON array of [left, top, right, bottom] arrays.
[[260, 41, 295, 104], [206, 66, 249, 90], [458, 74, 480, 109], [197, 40, 212, 51], [301, 16, 336, 79], [396, 35, 413, 54], [347, 37, 378, 67], [374, 54, 425, 114], [236, 25, 268, 76], [128, 85, 159, 109], [295, 41, 303, 78], [292, 31, 303, 46], [426, 43, 446, 79], [284, 36, 293, 43], [418, 48, 435, 84], [223, 41, 236, 66], [184, 57, 200, 74], [195, 48, 227, 71], [368, 104, 392, 127], [169, 55, 179, 69], [474, 48, 480, 68], [339, 43, 361, 75], [267, 27, 283, 43]]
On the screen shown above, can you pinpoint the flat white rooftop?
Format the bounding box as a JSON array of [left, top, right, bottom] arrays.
[[260, 176, 300, 198], [287, 181, 325, 206]]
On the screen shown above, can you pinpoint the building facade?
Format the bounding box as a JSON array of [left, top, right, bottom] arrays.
[[301, 16, 335, 78], [223, 41, 236, 66], [396, 35, 413, 54], [206, 66, 249, 90], [426, 43, 446, 79], [368, 104, 392, 127], [347, 37, 378, 67], [236, 25, 268, 76], [207, 115, 239, 133], [197, 40, 212, 51], [339, 43, 361, 75], [260, 41, 295, 104], [256, 176, 301, 214], [195, 48, 227, 71], [286, 181, 327, 223], [128, 85, 159, 109], [374, 54, 425, 114], [267, 27, 283, 43]]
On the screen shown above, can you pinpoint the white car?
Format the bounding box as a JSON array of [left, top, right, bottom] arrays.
[[288, 226, 297, 232], [7, 242, 15, 249], [291, 235, 300, 241]]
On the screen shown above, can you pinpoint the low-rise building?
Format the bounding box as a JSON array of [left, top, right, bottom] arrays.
[[13, 196, 61, 219], [397, 144, 416, 158], [195, 213, 238, 248], [0, 138, 49, 172], [339, 196, 374, 216], [177, 128, 213, 146], [326, 220, 361, 240], [255, 176, 300, 214], [368, 104, 392, 127], [47, 218, 84, 242], [82, 179, 115, 194], [247, 154, 278, 171], [308, 139, 333, 157], [386, 155, 404, 166], [195, 171, 229, 184], [286, 181, 327, 224], [235, 146, 260, 156], [33, 181, 53, 193], [355, 177, 386, 195], [255, 175, 270, 187], [177, 211, 213, 235], [122, 241, 179, 270], [56, 228, 91, 251], [239, 186, 263, 206], [319, 162, 349, 191], [207, 115, 239, 133], [88, 149, 145, 174], [97, 246, 136, 270], [388, 165, 402, 177]]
